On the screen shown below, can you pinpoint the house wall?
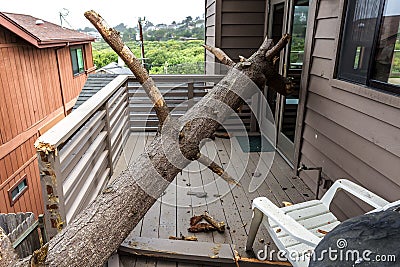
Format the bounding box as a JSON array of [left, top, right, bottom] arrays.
[[297, 0, 400, 219], [205, 0, 217, 74], [0, 25, 93, 215], [205, 0, 267, 74], [57, 43, 94, 109]]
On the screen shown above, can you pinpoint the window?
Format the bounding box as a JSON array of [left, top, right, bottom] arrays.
[[289, 0, 309, 70], [338, 0, 400, 95], [70, 46, 85, 75], [8, 175, 28, 206]]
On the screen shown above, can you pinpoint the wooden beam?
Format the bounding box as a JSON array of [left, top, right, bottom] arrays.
[[0, 106, 65, 160], [0, 155, 37, 191], [119, 237, 234, 265]]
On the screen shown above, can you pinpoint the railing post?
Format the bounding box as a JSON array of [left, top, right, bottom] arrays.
[[104, 101, 114, 175], [38, 214, 47, 244], [36, 148, 66, 239], [188, 82, 194, 109]]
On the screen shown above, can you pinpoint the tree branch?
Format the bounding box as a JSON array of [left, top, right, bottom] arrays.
[[265, 34, 291, 59], [84, 10, 170, 125], [265, 69, 295, 96], [197, 153, 240, 186], [203, 44, 235, 67]]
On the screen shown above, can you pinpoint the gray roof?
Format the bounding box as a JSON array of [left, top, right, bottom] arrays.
[[97, 62, 133, 75], [73, 74, 119, 110]]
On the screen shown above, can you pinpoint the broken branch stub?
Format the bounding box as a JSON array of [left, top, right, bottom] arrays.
[[203, 44, 235, 67], [84, 10, 170, 125], [197, 153, 240, 186], [265, 34, 291, 59]]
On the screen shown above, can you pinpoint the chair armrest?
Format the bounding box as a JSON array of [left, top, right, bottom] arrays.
[[252, 197, 320, 247], [320, 179, 389, 209]]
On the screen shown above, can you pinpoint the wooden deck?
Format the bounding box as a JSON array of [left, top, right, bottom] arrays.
[[111, 132, 315, 266]]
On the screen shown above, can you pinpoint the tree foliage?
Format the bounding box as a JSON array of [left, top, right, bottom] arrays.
[[92, 40, 205, 74]]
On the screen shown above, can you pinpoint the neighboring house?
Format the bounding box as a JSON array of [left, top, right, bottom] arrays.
[[0, 12, 95, 216], [96, 61, 133, 75], [73, 74, 119, 110], [206, 0, 400, 219]]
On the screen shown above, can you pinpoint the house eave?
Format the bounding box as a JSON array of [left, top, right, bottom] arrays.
[[0, 13, 95, 49]]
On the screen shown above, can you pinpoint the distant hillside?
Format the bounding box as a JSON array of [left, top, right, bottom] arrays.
[[79, 15, 205, 42], [92, 40, 205, 74]]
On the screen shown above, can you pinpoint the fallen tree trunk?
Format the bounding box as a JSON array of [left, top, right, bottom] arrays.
[[5, 10, 293, 267], [0, 227, 18, 267]]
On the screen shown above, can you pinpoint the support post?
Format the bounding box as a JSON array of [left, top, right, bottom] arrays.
[[38, 214, 47, 244], [36, 149, 66, 240], [188, 82, 194, 109], [104, 102, 114, 175]]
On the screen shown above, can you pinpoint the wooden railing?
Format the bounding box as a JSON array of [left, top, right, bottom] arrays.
[[35, 75, 129, 238], [35, 74, 226, 238]]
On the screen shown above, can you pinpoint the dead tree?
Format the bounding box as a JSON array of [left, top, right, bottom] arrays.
[[2, 10, 293, 267]]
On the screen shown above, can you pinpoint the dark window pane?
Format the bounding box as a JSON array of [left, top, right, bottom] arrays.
[[77, 48, 84, 72], [338, 0, 381, 84], [70, 47, 84, 75], [372, 0, 400, 87], [11, 179, 27, 200]]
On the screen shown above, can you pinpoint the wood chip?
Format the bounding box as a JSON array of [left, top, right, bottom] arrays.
[[276, 228, 281, 233], [282, 201, 293, 207], [168, 235, 198, 241], [317, 229, 329, 235]]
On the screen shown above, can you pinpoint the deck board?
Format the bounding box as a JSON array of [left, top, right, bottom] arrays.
[[113, 133, 315, 265]]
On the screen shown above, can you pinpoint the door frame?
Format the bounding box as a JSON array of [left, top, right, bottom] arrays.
[[259, 0, 290, 145], [259, 0, 308, 167]]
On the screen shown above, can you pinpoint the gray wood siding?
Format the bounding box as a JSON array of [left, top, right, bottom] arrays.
[[298, 0, 400, 219], [220, 0, 266, 59], [205, 0, 266, 74], [205, 0, 217, 74]]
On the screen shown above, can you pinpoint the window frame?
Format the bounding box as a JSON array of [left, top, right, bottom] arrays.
[[337, 0, 400, 96], [70, 45, 85, 76], [8, 174, 29, 206]]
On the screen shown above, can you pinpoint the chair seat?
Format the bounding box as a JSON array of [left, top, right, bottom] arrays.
[[246, 179, 392, 267], [266, 200, 341, 261]]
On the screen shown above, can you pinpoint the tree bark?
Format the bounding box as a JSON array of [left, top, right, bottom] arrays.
[[203, 44, 235, 66], [0, 227, 18, 267], [8, 11, 292, 267]]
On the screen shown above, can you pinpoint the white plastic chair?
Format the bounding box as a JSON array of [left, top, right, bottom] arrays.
[[246, 179, 395, 267]]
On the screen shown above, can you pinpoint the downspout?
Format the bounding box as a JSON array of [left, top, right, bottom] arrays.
[[55, 43, 69, 116]]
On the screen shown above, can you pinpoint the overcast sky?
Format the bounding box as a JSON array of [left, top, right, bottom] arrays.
[[1, 0, 204, 29]]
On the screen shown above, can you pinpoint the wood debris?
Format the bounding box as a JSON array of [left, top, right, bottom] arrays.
[[188, 212, 225, 233], [189, 223, 217, 233], [317, 229, 329, 235], [282, 201, 293, 207], [168, 235, 198, 241]]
